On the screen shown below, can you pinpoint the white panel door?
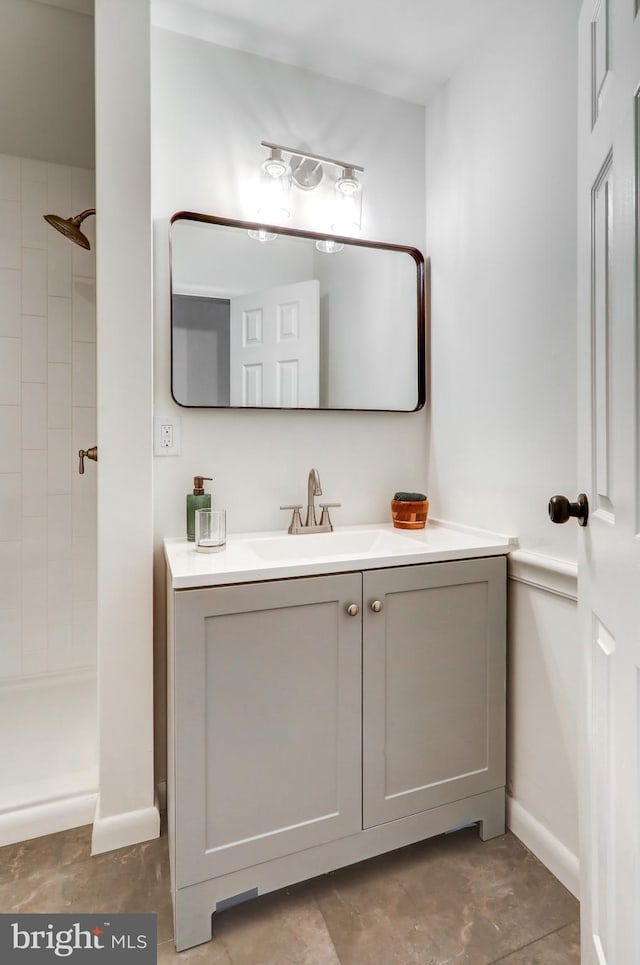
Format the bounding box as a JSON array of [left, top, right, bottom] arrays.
[[577, 2, 640, 961], [229, 279, 319, 407]]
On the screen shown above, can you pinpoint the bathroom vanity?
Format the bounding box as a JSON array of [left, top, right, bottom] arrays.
[[164, 521, 511, 951]]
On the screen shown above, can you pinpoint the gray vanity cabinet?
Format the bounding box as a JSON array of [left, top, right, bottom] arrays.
[[172, 572, 363, 886], [362, 557, 506, 828], [167, 554, 506, 951]]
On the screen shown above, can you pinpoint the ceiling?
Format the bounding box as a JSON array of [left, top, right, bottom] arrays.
[[151, 0, 514, 105], [31, 0, 514, 105]]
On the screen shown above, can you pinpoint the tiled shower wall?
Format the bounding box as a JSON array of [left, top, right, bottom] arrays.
[[0, 154, 96, 679]]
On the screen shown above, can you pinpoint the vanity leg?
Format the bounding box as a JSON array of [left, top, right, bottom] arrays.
[[174, 888, 214, 952], [478, 787, 506, 841]]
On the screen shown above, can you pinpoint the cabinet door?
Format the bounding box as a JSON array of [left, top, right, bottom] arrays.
[[362, 557, 506, 828], [173, 572, 362, 887]]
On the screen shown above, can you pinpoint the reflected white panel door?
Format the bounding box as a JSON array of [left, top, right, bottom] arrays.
[[229, 280, 319, 407], [577, 2, 640, 962]]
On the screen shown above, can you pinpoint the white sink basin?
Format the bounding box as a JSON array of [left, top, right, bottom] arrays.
[[247, 527, 417, 563]]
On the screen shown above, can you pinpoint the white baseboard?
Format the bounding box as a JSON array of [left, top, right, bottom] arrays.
[[507, 796, 580, 899], [0, 793, 97, 848], [91, 802, 160, 855]]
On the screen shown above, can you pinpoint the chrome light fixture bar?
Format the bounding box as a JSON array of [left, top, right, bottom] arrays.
[[261, 141, 364, 187], [258, 140, 365, 236]]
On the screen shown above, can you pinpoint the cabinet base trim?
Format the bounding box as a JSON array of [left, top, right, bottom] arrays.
[[506, 796, 579, 898], [172, 786, 505, 952]]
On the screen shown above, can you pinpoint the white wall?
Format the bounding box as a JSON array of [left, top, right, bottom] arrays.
[[151, 30, 427, 781], [0, 0, 94, 169], [424, 0, 581, 890], [92, 0, 158, 853]]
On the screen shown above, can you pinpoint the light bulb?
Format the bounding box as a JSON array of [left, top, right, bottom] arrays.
[[316, 239, 344, 253], [336, 173, 360, 196], [258, 165, 292, 222], [332, 168, 362, 234], [248, 229, 277, 243], [261, 149, 289, 179]]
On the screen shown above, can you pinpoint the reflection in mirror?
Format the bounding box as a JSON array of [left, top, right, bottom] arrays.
[[170, 214, 425, 412]]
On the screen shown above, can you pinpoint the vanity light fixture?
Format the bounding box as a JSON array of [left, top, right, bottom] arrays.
[[258, 140, 364, 234]]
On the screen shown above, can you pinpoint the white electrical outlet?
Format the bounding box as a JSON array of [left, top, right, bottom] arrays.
[[154, 415, 181, 456]]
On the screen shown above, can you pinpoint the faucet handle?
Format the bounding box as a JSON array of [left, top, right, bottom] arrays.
[[319, 502, 341, 530], [280, 504, 304, 534]]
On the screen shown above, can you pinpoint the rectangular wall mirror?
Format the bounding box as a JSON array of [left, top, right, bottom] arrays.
[[170, 213, 425, 412]]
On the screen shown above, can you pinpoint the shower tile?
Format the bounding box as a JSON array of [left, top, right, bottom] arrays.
[[0, 610, 21, 677], [22, 650, 47, 677], [48, 243, 72, 297], [72, 537, 96, 602], [22, 383, 47, 450], [71, 167, 95, 214], [48, 558, 72, 611], [72, 601, 97, 668], [47, 494, 72, 562], [0, 337, 21, 405], [22, 248, 47, 317], [0, 155, 20, 201], [21, 517, 47, 655], [0, 476, 21, 540], [0, 200, 21, 270], [0, 268, 21, 336], [72, 242, 95, 281], [22, 450, 47, 516], [47, 428, 72, 494], [72, 472, 96, 539], [22, 585, 47, 654], [72, 341, 96, 407], [47, 164, 72, 218], [48, 296, 72, 362], [47, 610, 73, 672], [22, 159, 47, 184], [48, 363, 72, 429], [0, 407, 21, 473], [72, 277, 96, 342], [21, 179, 47, 250], [22, 315, 47, 382], [70, 168, 95, 280], [0, 540, 21, 609]]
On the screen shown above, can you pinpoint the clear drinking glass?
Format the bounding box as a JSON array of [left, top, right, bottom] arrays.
[[195, 509, 226, 553]]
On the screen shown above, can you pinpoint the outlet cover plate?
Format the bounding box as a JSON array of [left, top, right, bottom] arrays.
[[154, 415, 181, 456]]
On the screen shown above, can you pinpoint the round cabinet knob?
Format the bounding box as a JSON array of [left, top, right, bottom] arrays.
[[370, 600, 383, 613], [346, 604, 359, 617], [548, 493, 589, 527]]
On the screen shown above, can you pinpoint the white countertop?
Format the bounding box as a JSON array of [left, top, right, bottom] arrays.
[[164, 518, 515, 590]]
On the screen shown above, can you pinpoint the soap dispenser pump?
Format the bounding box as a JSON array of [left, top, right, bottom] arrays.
[[187, 475, 212, 541]]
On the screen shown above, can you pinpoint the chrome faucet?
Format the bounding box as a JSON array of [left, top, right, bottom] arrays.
[[280, 468, 341, 534]]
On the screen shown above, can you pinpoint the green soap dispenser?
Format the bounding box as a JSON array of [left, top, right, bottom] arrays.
[[187, 475, 212, 541]]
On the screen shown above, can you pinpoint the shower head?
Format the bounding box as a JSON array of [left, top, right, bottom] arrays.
[[43, 208, 96, 250]]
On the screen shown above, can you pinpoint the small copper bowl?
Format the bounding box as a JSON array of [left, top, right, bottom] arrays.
[[391, 498, 429, 530]]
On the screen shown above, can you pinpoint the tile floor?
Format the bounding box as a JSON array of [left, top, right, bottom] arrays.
[[1, 823, 580, 964]]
